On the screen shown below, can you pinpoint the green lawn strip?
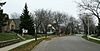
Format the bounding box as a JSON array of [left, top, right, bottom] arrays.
[[23, 35, 33, 40], [91, 36, 100, 39], [82, 36, 100, 44], [0, 33, 19, 41], [0, 32, 34, 41], [9, 38, 48, 51], [0, 32, 56, 41]]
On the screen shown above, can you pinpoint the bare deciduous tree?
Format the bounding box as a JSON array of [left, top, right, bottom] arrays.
[[11, 12, 20, 19], [77, 0, 100, 36], [79, 13, 96, 36], [34, 9, 52, 37], [66, 17, 79, 35]]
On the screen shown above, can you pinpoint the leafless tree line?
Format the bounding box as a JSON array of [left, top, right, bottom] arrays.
[[11, 9, 80, 35], [77, 0, 100, 36], [79, 13, 96, 36]]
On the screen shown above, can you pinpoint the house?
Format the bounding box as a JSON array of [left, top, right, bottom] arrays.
[[1, 19, 16, 32], [37, 23, 56, 34], [0, 3, 17, 32], [47, 24, 55, 34], [0, 9, 16, 32], [7, 19, 21, 32], [8, 19, 16, 31]]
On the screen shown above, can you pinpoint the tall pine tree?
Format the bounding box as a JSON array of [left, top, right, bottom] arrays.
[[20, 3, 34, 35]]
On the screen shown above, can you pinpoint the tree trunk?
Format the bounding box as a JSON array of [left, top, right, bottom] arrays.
[[97, 18, 100, 36], [44, 25, 47, 38], [83, 24, 88, 36]]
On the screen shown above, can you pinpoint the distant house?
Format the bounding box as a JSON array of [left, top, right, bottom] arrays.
[[0, 18, 21, 32], [0, 6, 20, 32], [13, 19, 20, 30], [0, 8, 16, 32], [37, 24, 56, 34], [8, 19, 16, 31], [2, 19, 21, 32], [1, 19, 16, 32], [0, 9, 10, 32], [47, 24, 55, 34]]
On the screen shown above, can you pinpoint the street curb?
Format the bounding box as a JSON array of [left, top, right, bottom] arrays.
[[88, 36, 100, 41]]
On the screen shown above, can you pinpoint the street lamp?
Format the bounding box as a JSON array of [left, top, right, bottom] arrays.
[[34, 24, 37, 41], [84, 13, 90, 37]]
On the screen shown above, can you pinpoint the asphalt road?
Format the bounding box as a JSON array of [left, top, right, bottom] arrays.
[[31, 34, 100, 51]]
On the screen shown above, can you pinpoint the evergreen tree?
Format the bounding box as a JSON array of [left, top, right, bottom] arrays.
[[20, 3, 34, 35], [0, 2, 9, 32], [0, 13, 9, 32]]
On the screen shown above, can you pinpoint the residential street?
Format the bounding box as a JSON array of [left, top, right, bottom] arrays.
[[32, 34, 100, 51]]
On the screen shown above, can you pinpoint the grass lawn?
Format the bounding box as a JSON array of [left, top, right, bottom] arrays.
[[9, 38, 50, 51], [0, 32, 19, 41], [0, 32, 34, 41], [91, 36, 100, 39], [82, 36, 100, 44], [23, 35, 33, 40], [0, 32, 56, 41]]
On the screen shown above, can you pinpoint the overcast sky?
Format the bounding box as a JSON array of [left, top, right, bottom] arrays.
[[1, 0, 81, 18]]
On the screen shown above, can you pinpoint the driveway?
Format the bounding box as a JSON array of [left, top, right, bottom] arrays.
[[31, 34, 100, 51]]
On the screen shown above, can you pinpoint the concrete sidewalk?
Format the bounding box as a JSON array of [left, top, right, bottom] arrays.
[[0, 38, 40, 51]]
